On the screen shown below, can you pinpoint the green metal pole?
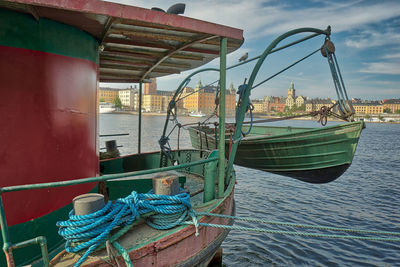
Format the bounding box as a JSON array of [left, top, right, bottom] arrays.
[[0, 195, 10, 246], [0, 194, 14, 267], [218, 37, 227, 198], [204, 150, 218, 202], [1, 157, 218, 193], [138, 82, 143, 154], [10, 237, 49, 267]]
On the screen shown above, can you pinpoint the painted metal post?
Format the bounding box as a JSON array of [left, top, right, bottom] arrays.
[[204, 150, 218, 202], [218, 37, 227, 198], [0, 194, 13, 266], [138, 82, 143, 154]]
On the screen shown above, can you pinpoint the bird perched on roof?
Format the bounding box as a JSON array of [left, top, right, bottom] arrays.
[[239, 52, 248, 62]]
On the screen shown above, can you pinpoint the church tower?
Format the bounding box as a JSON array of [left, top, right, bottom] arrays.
[[196, 80, 203, 89], [288, 81, 295, 98]]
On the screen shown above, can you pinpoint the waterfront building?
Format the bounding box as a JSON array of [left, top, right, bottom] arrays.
[[285, 82, 296, 110], [226, 83, 237, 114], [99, 87, 119, 103], [118, 86, 137, 110], [305, 99, 334, 112], [353, 102, 383, 114], [295, 95, 305, 108], [288, 81, 295, 98], [286, 95, 295, 110], [269, 97, 286, 112], [252, 100, 266, 113], [143, 94, 163, 112], [181, 81, 236, 115], [141, 78, 174, 112], [144, 78, 157, 95], [383, 99, 400, 113], [142, 91, 174, 112]]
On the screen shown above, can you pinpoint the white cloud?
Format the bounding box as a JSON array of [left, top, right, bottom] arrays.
[[105, 0, 400, 39], [359, 62, 400, 75], [382, 52, 400, 59], [345, 29, 400, 49], [102, 0, 400, 99]]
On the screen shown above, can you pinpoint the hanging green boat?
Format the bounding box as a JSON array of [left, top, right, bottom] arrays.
[[188, 121, 364, 183]]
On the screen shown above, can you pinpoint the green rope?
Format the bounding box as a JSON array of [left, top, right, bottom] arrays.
[[113, 241, 133, 267], [182, 221, 400, 242], [196, 212, 400, 236], [183, 212, 400, 242]]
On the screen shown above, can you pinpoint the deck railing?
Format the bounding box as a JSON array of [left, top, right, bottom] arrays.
[[0, 154, 218, 267]]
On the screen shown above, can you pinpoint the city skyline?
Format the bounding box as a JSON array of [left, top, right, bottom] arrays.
[[103, 0, 400, 100]]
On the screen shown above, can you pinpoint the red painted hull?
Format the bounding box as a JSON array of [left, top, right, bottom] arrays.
[[0, 46, 98, 226], [51, 187, 235, 267], [126, 193, 234, 267]]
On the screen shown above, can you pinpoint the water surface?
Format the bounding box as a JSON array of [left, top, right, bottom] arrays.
[[100, 114, 400, 266]]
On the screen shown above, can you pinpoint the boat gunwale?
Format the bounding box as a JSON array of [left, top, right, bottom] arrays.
[[187, 121, 363, 145], [240, 121, 363, 142], [51, 167, 236, 266]]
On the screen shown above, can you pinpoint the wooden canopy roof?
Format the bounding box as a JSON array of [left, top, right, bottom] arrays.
[[1, 0, 244, 82]]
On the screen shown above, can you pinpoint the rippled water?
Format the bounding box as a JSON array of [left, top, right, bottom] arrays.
[[100, 114, 400, 266]]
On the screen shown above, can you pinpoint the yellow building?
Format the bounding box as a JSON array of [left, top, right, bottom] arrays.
[[353, 103, 383, 114], [286, 95, 295, 110], [383, 99, 400, 113], [99, 87, 119, 103], [295, 96, 305, 107], [182, 81, 236, 115], [305, 99, 334, 112], [252, 100, 265, 113], [143, 94, 163, 112]]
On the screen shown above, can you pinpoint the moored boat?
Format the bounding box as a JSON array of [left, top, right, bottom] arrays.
[[189, 111, 206, 118], [99, 102, 116, 114], [0, 0, 362, 264], [188, 121, 364, 183], [0, 1, 243, 266]]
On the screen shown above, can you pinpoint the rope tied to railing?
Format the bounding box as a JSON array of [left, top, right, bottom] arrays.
[[236, 81, 254, 137], [183, 212, 400, 242], [57, 191, 198, 267]]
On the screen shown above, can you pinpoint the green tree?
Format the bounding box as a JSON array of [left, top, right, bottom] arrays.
[[298, 104, 306, 111], [364, 114, 371, 120], [99, 97, 105, 102], [396, 110, 400, 114], [383, 107, 392, 113], [378, 115, 385, 122], [113, 96, 122, 109]]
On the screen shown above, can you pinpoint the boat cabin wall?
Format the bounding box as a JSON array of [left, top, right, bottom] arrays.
[[0, 8, 99, 226]]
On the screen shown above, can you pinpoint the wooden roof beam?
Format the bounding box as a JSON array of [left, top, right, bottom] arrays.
[[140, 35, 218, 81]]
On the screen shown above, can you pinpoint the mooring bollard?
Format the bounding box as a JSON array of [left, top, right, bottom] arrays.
[[73, 193, 105, 215], [105, 140, 117, 153], [152, 172, 180, 195]]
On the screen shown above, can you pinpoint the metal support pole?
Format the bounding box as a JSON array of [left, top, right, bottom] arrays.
[[138, 82, 143, 154], [0, 194, 13, 266], [218, 37, 227, 198]]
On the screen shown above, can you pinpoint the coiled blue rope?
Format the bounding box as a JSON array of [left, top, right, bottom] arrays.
[[56, 191, 198, 267]]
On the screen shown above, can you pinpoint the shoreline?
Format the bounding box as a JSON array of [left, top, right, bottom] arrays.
[[104, 111, 400, 124]]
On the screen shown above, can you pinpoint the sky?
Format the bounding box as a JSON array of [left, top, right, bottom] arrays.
[[103, 0, 400, 101]]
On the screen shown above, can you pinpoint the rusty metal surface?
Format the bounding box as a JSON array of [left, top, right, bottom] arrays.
[[1, 0, 244, 82]]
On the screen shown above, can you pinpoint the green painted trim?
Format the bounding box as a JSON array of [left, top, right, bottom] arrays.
[[218, 37, 227, 197], [0, 8, 98, 64]]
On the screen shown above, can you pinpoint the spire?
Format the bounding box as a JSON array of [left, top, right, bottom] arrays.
[[288, 81, 295, 98], [229, 82, 234, 90], [196, 80, 203, 89]]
